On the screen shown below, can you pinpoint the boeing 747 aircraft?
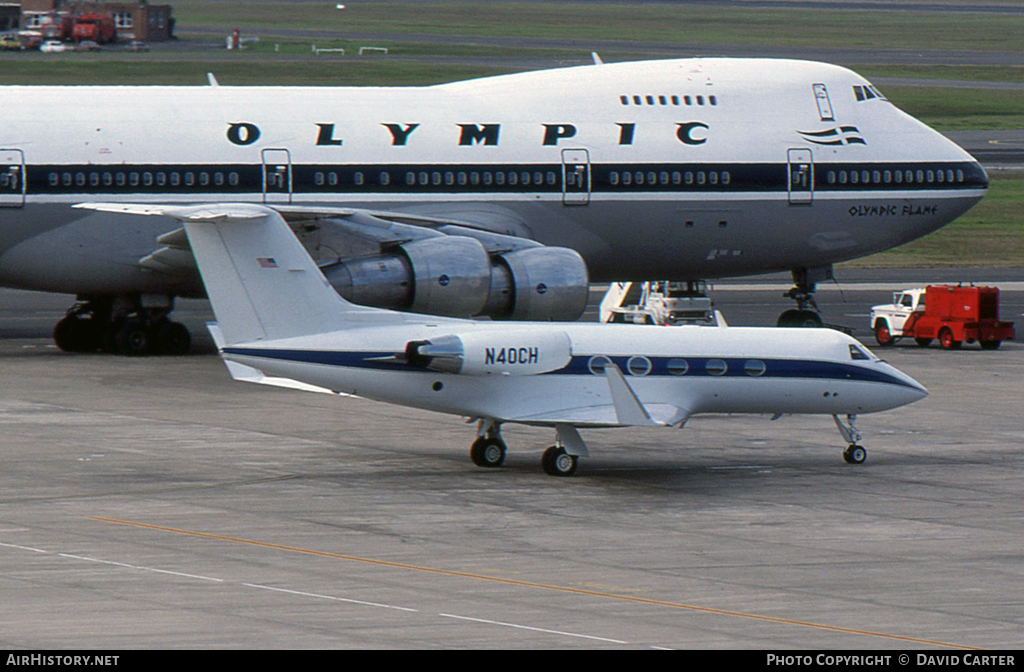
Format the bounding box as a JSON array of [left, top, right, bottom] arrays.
[[0, 58, 986, 354]]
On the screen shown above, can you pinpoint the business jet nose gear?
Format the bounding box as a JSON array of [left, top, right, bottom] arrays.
[[834, 414, 867, 464]]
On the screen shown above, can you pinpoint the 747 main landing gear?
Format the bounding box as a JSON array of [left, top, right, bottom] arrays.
[[53, 294, 191, 356], [834, 414, 867, 464]]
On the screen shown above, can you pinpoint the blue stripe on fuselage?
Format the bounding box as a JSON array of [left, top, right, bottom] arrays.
[[221, 347, 918, 389]]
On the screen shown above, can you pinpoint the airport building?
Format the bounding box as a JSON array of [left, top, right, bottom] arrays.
[[1, 3, 20, 31], [18, 0, 173, 42]]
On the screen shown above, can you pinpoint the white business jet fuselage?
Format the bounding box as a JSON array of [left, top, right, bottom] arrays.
[[95, 201, 926, 475], [0, 58, 986, 353]]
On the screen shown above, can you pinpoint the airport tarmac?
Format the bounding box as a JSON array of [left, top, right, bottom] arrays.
[[1, 275, 1022, 649]]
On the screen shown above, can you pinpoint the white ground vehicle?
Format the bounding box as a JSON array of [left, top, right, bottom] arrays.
[[601, 281, 718, 326], [39, 40, 67, 53], [870, 288, 927, 346]]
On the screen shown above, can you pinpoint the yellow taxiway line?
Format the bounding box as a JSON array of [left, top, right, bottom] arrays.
[[91, 515, 981, 650]]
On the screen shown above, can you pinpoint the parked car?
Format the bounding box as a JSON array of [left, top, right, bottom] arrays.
[[74, 40, 102, 52], [125, 40, 150, 52], [39, 40, 68, 53], [0, 35, 23, 51]]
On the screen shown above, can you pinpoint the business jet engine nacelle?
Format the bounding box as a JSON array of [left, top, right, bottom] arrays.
[[405, 329, 572, 376], [321, 237, 589, 321]]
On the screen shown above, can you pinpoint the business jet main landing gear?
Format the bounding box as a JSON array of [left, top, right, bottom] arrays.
[[469, 421, 588, 476], [470, 420, 507, 468], [542, 446, 578, 477], [542, 425, 589, 477], [833, 414, 867, 464], [777, 267, 832, 328], [53, 294, 191, 356]]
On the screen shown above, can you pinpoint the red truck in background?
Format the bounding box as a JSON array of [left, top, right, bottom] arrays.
[[39, 13, 74, 42], [871, 285, 1015, 350], [72, 13, 116, 44]]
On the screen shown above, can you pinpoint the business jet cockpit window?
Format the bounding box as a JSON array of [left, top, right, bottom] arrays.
[[849, 345, 873, 361]]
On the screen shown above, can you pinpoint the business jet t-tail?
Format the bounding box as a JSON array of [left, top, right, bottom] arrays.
[[0, 58, 986, 354], [81, 201, 928, 475]]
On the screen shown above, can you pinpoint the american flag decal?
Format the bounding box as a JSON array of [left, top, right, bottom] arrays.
[[257, 257, 278, 268]]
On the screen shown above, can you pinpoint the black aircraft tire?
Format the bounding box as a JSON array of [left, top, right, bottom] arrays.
[[470, 437, 506, 468], [843, 445, 867, 464], [155, 321, 191, 356], [777, 309, 823, 328], [53, 316, 100, 353], [541, 446, 578, 477], [114, 320, 151, 356]]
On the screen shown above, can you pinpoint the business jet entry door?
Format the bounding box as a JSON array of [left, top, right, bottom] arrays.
[[0, 149, 25, 208], [262, 148, 293, 204]]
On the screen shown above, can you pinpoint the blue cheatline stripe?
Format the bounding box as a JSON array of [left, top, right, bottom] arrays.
[[223, 348, 392, 368], [221, 347, 918, 389], [26, 160, 985, 196]]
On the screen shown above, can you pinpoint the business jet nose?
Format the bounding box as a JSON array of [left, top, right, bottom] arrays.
[[880, 361, 929, 408], [904, 374, 929, 402]]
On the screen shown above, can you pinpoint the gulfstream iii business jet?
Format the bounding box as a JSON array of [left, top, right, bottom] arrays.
[[0, 58, 985, 354], [80, 201, 928, 475]]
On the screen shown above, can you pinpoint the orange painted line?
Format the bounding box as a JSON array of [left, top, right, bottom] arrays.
[[90, 516, 980, 649]]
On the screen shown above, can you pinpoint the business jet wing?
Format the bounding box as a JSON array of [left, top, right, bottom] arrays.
[[510, 364, 693, 429], [511, 404, 692, 428]]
